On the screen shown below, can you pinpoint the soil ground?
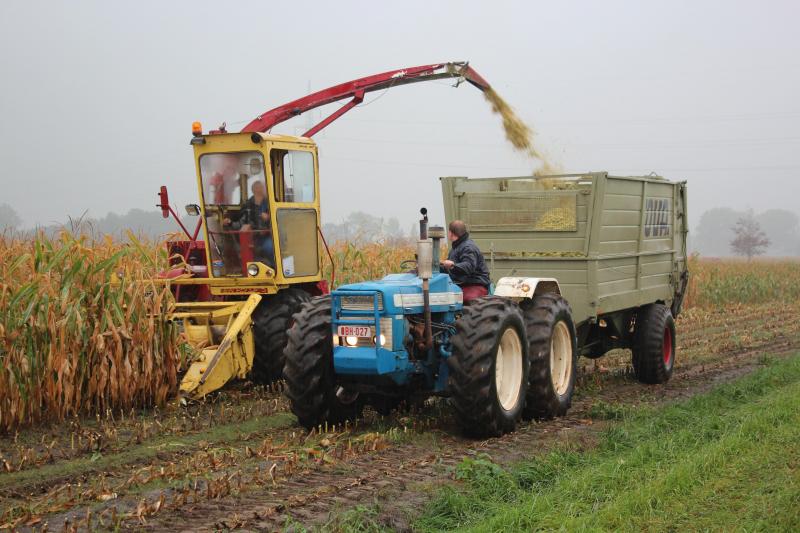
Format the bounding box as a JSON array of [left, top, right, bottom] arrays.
[[1, 301, 798, 532]]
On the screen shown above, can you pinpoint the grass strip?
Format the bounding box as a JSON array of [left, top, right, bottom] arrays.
[[416, 353, 800, 532]]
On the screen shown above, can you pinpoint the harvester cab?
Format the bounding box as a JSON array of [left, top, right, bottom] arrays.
[[189, 131, 321, 287], [157, 61, 492, 401]]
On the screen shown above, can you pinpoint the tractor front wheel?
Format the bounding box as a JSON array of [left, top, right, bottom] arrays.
[[449, 297, 529, 437], [250, 288, 311, 384], [283, 296, 362, 429]]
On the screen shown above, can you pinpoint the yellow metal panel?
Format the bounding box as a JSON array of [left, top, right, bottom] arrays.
[[210, 285, 279, 296], [179, 293, 262, 399]]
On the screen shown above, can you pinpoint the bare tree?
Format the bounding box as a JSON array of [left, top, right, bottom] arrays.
[[0, 203, 21, 230], [730, 213, 770, 260]]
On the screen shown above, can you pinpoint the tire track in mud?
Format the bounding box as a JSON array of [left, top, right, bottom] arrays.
[[140, 334, 800, 532], [0, 402, 294, 498]]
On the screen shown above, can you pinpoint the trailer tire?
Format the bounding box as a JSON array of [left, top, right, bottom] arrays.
[[250, 288, 311, 384], [283, 296, 362, 429], [449, 297, 529, 437], [632, 303, 675, 384], [521, 293, 578, 420]]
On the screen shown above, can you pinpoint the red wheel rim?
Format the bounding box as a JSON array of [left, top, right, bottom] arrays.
[[663, 327, 673, 366]]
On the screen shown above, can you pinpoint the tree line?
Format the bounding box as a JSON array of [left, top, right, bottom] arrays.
[[0, 204, 409, 243], [2, 202, 798, 258]]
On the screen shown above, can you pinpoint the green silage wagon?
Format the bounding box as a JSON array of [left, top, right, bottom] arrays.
[[441, 172, 689, 381]]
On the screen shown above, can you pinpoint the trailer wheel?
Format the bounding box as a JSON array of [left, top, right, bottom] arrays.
[[250, 288, 311, 384], [632, 303, 675, 384], [283, 296, 362, 429], [449, 297, 529, 437], [521, 293, 578, 420]]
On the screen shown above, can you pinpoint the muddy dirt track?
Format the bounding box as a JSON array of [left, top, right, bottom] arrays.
[[2, 301, 799, 532]]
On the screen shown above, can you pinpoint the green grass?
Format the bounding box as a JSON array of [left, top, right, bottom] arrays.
[[315, 504, 386, 533], [416, 354, 800, 532]]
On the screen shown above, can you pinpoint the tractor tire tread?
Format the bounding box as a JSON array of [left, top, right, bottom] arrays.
[[521, 293, 577, 421], [250, 288, 311, 384], [449, 296, 528, 438], [283, 296, 361, 429]]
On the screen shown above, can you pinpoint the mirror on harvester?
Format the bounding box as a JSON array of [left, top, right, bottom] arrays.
[[185, 204, 200, 216]]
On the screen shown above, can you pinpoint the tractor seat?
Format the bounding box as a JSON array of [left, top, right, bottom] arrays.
[[461, 284, 489, 304]]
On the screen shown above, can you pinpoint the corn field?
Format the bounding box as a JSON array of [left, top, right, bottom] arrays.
[[683, 255, 800, 308], [322, 240, 416, 286], [0, 231, 179, 433], [2, 230, 798, 432]]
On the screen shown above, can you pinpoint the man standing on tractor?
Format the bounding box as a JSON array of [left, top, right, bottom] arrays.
[[440, 220, 491, 303]]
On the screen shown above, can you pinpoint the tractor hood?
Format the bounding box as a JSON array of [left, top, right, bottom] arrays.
[[335, 273, 462, 314]]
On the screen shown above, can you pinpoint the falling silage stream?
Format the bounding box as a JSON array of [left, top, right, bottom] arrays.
[[483, 87, 561, 176]]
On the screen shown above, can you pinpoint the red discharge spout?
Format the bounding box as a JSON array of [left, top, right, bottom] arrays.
[[240, 61, 491, 137]]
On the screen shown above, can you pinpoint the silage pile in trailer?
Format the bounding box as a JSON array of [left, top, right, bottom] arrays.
[[0, 231, 180, 432]]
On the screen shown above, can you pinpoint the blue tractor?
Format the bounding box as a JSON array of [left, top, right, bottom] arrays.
[[283, 209, 578, 437]]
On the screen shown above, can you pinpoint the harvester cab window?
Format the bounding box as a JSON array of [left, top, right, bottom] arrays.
[[271, 150, 315, 203], [276, 208, 319, 277], [198, 151, 271, 277], [269, 148, 319, 278]]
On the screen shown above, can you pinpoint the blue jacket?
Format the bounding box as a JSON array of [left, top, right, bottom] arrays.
[[446, 233, 491, 287]]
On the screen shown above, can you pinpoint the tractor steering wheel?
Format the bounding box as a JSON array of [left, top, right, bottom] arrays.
[[400, 259, 417, 272]]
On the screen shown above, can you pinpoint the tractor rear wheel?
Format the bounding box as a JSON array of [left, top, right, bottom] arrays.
[[250, 288, 311, 384], [449, 297, 529, 437], [632, 303, 675, 384], [521, 293, 578, 420], [283, 296, 363, 429]]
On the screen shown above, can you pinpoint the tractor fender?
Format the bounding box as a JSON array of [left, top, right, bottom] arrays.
[[493, 277, 561, 301]]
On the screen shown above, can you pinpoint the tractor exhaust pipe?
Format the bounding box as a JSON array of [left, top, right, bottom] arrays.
[[428, 225, 445, 272], [418, 208, 433, 351]]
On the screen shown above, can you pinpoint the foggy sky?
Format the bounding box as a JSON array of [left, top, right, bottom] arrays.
[[1, 0, 798, 233]]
